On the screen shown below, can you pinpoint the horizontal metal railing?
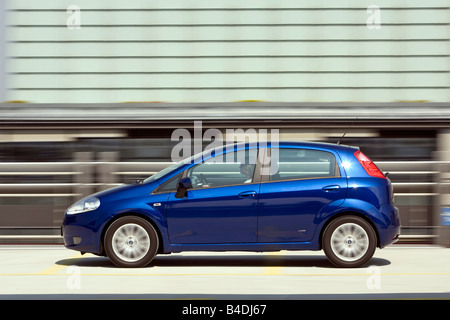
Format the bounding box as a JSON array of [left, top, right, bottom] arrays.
[[0, 161, 439, 193], [377, 161, 439, 196], [0, 161, 173, 196], [0, 160, 443, 243]]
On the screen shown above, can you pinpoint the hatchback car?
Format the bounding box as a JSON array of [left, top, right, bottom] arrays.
[[62, 141, 400, 268]]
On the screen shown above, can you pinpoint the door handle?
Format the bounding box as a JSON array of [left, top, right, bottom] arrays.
[[238, 191, 257, 198], [322, 185, 341, 192]]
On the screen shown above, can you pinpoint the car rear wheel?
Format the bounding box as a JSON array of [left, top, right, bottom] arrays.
[[104, 216, 159, 268], [323, 216, 377, 268]]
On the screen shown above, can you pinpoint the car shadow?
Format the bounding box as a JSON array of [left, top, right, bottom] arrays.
[[56, 253, 391, 269]]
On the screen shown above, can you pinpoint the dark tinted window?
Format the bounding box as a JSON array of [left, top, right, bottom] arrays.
[[269, 148, 338, 181]]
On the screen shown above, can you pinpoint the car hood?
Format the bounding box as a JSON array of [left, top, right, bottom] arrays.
[[91, 181, 159, 202]]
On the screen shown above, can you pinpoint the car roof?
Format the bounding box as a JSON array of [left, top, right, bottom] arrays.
[[221, 140, 358, 152], [182, 140, 359, 166], [203, 141, 359, 161], [275, 141, 358, 151]]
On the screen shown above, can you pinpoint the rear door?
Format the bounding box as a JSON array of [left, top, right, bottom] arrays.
[[258, 147, 347, 242]]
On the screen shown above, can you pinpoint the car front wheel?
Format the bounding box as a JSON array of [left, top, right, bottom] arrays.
[[322, 215, 377, 268], [104, 216, 159, 268]]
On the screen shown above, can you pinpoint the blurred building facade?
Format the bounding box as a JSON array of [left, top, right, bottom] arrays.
[[0, 1, 449, 244], [3, 0, 449, 103]]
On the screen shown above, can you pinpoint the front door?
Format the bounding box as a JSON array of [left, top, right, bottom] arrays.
[[166, 148, 260, 244]]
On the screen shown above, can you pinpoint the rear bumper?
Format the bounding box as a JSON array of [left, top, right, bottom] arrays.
[[378, 205, 401, 248], [391, 233, 400, 243]]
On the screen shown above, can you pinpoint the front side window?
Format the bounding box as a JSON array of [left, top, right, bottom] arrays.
[[268, 148, 338, 181], [187, 149, 258, 189]]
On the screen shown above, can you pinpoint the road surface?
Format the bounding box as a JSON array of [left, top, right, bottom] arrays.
[[0, 244, 449, 300]]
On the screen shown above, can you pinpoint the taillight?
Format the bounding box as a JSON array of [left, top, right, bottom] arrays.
[[354, 150, 386, 179]]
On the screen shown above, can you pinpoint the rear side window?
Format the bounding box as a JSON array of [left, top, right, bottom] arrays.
[[269, 148, 339, 181]]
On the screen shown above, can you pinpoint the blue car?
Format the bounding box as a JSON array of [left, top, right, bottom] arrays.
[[62, 141, 400, 268]]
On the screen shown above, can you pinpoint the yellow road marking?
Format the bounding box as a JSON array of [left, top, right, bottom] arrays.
[[263, 251, 284, 275], [0, 272, 449, 277], [36, 253, 85, 275], [37, 263, 68, 275]]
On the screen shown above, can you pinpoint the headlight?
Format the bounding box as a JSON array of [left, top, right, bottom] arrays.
[[66, 196, 100, 215]]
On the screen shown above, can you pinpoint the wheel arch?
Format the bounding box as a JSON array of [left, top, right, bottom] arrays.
[[99, 211, 166, 256]]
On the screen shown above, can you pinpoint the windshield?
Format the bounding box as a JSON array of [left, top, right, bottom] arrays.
[[142, 152, 200, 183], [143, 162, 184, 183], [143, 143, 249, 183]]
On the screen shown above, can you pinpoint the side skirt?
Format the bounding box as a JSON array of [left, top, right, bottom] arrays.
[[166, 241, 319, 253]]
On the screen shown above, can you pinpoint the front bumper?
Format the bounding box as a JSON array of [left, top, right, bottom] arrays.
[[61, 211, 105, 255]]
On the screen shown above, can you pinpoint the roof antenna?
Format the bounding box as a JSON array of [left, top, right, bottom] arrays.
[[337, 118, 357, 145]]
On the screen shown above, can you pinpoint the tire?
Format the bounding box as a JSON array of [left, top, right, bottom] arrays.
[[104, 216, 159, 268], [322, 216, 377, 268]]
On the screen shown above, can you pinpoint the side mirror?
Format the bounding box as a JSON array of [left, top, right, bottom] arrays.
[[175, 177, 192, 198]]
